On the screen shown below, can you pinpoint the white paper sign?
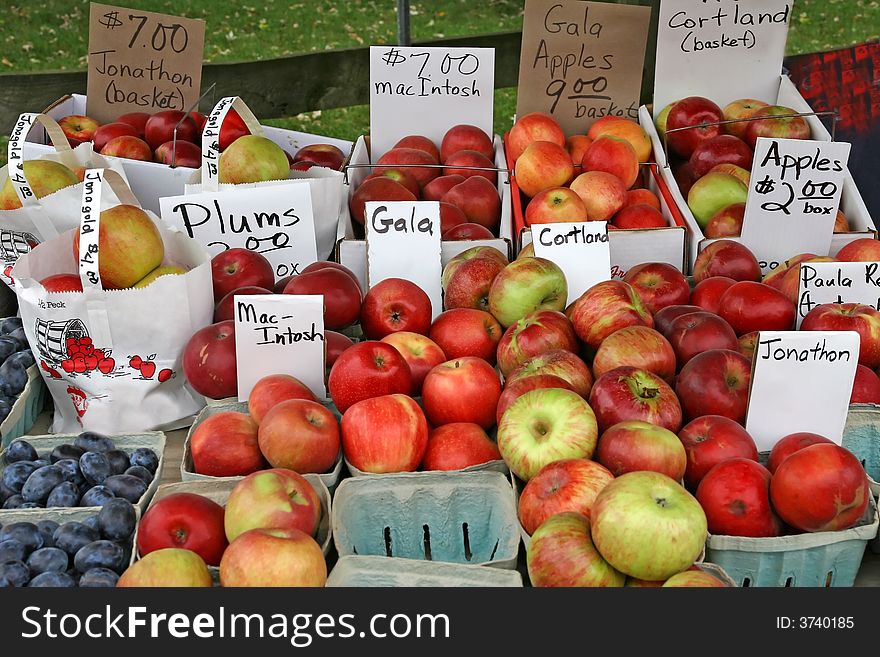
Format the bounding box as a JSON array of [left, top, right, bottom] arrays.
[[532, 221, 611, 304], [369, 45, 495, 161], [739, 138, 850, 274], [365, 200, 442, 320], [160, 183, 318, 281], [234, 294, 326, 401], [796, 261, 880, 327], [653, 0, 793, 115], [745, 330, 859, 451]]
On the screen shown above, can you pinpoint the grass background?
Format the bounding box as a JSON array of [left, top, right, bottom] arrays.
[[0, 0, 877, 142]]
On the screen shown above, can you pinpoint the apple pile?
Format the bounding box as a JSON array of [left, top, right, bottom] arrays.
[[652, 96, 853, 236], [507, 112, 668, 230], [190, 373, 339, 477], [56, 110, 346, 173], [125, 467, 326, 587], [349, 124, 502, 240]]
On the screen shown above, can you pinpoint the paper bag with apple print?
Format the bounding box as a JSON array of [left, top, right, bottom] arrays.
[[12, 168, 214, 434], [184, 96, 347, 261], [0, 113, 131, 290]]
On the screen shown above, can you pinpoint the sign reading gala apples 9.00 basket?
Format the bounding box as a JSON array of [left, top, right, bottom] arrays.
[[532, 221, 611, 305], [796, 261, 880, 327], [369, 45, 494, 160], [739, 137, 850, 274], [159, 183, 318, 280], [745, 330, 859, 451], [365, 200, 442, 320], [234, 294, 326, 401]]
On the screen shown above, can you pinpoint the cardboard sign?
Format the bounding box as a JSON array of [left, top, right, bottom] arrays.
[[159, 183, 317, 280], [87, 3, 206, 124], [740, 138, 850, 273], [745, 330, 859, 451], [653, 0, 793, 116], [364, 200, 442, 319], [369, 46, 494, 160], [517, 0, 650, 134], [532, 221, 611, 304], [234, 295, 326, 401], [796, 261, 880, 327]]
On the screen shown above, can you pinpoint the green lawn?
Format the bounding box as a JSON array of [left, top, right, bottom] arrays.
[[0, 0, 877, 143]]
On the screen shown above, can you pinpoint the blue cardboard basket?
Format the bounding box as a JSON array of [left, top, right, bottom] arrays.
[[331, 471, 520, 568], [0, 365, 48, 449], [842, 404, 880, 493], [327, 556, 523, 587]]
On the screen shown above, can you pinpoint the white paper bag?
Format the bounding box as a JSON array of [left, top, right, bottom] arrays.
[[185, 96, 346, 260], [12, 169, 214, 434], [0, 113, 130, 289]]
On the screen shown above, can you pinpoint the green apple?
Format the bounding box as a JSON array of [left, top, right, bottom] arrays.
[[497, 387, 597, 481], [687, 172, 748, 229], [219, 134, 289, 184], [527, 512, 625, 587], [0, 160, 78, 210], [117, 548, 212, 587], [487, 257, 567, 327], [590, 471, 707, 581], [655, 102, 674, 143]]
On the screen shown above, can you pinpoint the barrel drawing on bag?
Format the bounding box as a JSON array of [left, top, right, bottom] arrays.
[[34, 318, 89, 363], [0, 229, 39, 282]]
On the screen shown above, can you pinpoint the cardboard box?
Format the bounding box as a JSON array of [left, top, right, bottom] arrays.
[[22, 93, 354, 217], [642, 75, 877, 272], [508, 134, 689, 279], [335, 133, 513, 290]]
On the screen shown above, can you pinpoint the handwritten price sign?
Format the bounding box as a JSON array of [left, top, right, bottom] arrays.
[[87, 3, 206, 124], [739, 138, 850, 274], [369, 45, 494, 160]]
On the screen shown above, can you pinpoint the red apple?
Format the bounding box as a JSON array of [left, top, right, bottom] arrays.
[[440, 176, 501, 230], [58, 114, 100, 145], [514, 141, 573, 198], [380, 331, 447, 395], [247, 373, 318, 425], [582, 136, 639, 189], [717, 281, 796, 335], [214, 285, 272, 322], [284, 268, 362, 330], [258, 399, 340, 474], [443, 149, 497, 185], [442, 255, 505, 312], [365, 168, 421, 198], [224, 468, 321, 541], [422, 174, 465, 201], [211, 248, 275, 302], [341, 393, 428, 473], [144, 110, 199, 151], [506, 349, 593, 398], [771, 443, 869, 532], [293, 143, 345, 170], [666, 311, 738, 369], [183, 320, 237, 399], [624, 188, 661, 211], [219, 109, 250, 151], [568, 280, 654, 350], [440, 124, 494, 163], [588, 366, 683, 433], [744, 105, 811, 149], [672, 160, 699, 197], [738, 331, 758, 360], [566, 134, 593, 169], [704, 203, 745, 238], [524, 187, 588, 225], [801, 303, 880, 369], [394, 135, 440, 163], [300, 260, 362, 293], [596, 420, 686, 480], [569, 171, 627, 221], [443, 223, 495, 240], [696, 458, 782, 537], [766, 432, 834, 474], [496, 374, 574, 425], [852, 364, 880, 404], [693, 240, 761, 283], [507, 112, 565, 161], [360, 277, 432, 339], [665, 96, 724, 158], [93, 122, 139, 152], [496, 309, 578, 377], [690, 276, 737, 314], [100, 135, 152, 161], [439, 202, 468, 234], [588, 117, 653, 163], [422, 357, 501, 429], [188, 111, 207, 133], [219, 527, 326, 587], [834, 210, 850, 233], [592, 326, 676, 382], [677, 415, 759, 490], [327, 341, 412, 413], [836, 238, 880, 262], [611, 204, 667, 229], [653, 304, 705, 337], [154, 140, 202, 168], [190, 411, 265, 477], [325, 330, 354, 377], [675, 349, 751, 423], [428, 308, 502, 364], [421, 422, 501, 471], [375, 147, 439, 189], [722, 98, 769, 140], [40, 273, 83, 293], [349, 177, 417, 225], [518, 459, 614, 535], [623, 262, 689, 314], [137, 493, 228, 566], [689, 135, 753, 178]]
